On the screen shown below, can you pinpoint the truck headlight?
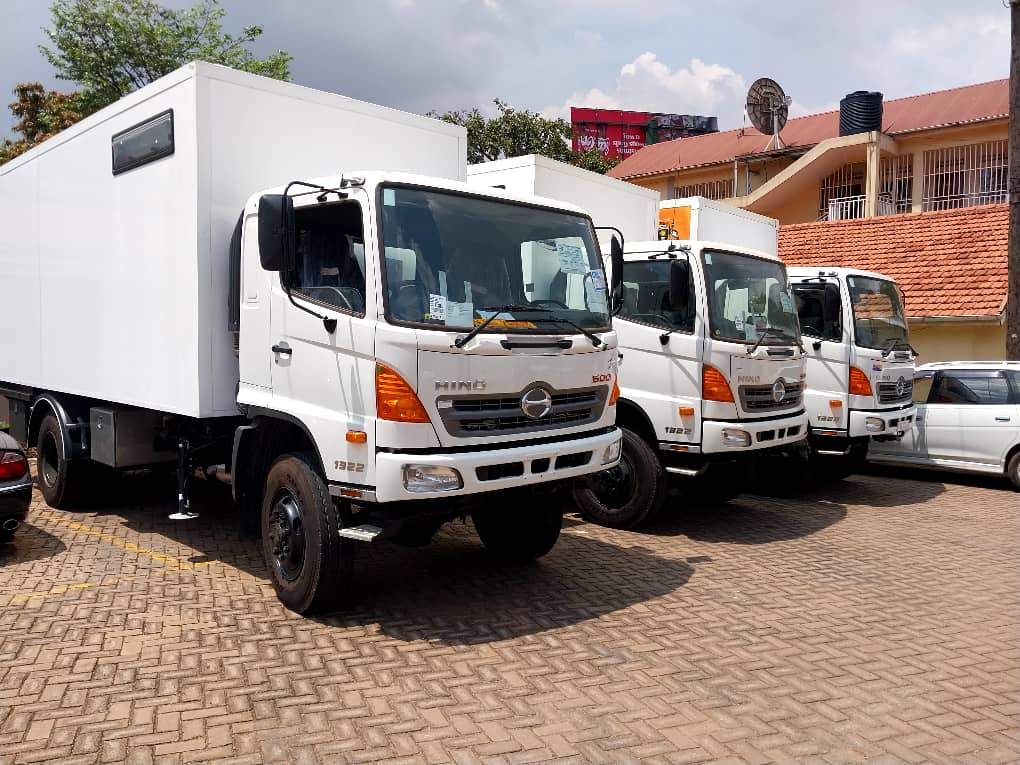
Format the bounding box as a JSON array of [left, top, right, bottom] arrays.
[[721, 428, 751, 447], [865, 417, 884, 433], [402, 465, 463, 493], [602, 437, 622, 465]]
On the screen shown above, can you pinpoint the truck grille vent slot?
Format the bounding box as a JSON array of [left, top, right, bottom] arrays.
[[476, 462, 524, 482], [440, 387, 605, 436], [555, 451, 592, 470], [877, 379, 913, 404], [738, 381, 804, 412]]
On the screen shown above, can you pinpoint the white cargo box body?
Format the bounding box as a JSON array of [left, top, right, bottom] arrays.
[[467, 154, 659, 248], [0, 62, 466, 418], [660, 197, 778, 257]]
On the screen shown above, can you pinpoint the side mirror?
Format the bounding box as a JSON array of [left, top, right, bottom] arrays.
[[609, 235, 624, 316], [257, 193, 294, 272], [669, 259, 692, 324]]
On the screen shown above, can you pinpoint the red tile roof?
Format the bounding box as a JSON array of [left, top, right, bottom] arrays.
[[778, 204, 1007, 319], [608, 79, 1007, 180]]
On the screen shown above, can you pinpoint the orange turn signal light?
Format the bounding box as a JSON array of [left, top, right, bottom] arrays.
[[609, 378, 620, 406], [678, 406, 695, 417], [376, 363, 430, 423], [829, 400, 843, 408], [702, 365, 734, 403], [346, 430, 368, 443], [849, 366, 873, 397]]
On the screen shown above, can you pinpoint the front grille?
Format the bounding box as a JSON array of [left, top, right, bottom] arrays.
[[440, 386, 606, 436], [878, 378, 913, 404], [738, 381, 803, 412]]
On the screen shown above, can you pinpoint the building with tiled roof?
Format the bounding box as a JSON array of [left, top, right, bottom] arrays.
[[609, 79, 1007, 227], [779, 204, 1007, 361]]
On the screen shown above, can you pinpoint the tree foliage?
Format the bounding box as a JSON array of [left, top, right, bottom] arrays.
[[431, 99, 622, 174], [40, 0, 292, 113], [0, 83, 83, 164], [432, 99, 573, 164]]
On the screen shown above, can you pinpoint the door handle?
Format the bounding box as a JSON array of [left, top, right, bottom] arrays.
[[271, 344, 292, 356], [995, 416, 1011, 422], [916, 416, 924, 422]]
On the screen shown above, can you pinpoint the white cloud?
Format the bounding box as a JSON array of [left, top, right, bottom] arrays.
[[546, 53, 748, 128]]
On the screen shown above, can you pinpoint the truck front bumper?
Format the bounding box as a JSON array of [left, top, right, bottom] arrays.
[[700, 412, 809, 454], [848, 406, 915, 439], [370, 428, 622, 503]]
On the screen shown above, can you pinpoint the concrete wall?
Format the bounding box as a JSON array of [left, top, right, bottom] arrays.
[[908, 321, 1005, 362], [0, 396, 8, 428]]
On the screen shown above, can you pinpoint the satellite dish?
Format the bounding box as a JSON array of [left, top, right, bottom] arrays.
[[746, 77, 792, 150]]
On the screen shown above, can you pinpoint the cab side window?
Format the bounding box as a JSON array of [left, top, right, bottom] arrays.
[[792, 284, 841, 341], [619, 260, 695, 333], [290, 201, 366, 315]]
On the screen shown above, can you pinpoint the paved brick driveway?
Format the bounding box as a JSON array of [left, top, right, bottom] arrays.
[[1, 468, 1017, 764]]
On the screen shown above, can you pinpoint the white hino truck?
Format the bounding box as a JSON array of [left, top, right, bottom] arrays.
[[787, 267, 916, 476], [468, 164, 808, 528], [0, 63, 623, 613]]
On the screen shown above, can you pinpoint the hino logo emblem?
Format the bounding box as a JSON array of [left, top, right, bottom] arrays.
[[520, 386, 553, 419], [896, 376, 907, 398], [771, 379, 786, 404], [435, 380, 486, 391]]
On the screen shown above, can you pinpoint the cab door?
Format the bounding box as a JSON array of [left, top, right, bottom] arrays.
[[269, 191, 377, 484], [615, 257, 702, 444], [792, 281, 848, 428]]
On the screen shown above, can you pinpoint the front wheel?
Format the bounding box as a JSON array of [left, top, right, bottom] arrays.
[[812, 439, 869, 482], [1007, 451, 1020, 491], [570, 428, 666, 529], [473, 494, 562, 563], [261, 452, 354, 614]]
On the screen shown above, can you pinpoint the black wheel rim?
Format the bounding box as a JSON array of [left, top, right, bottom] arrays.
[[586, 450, 638, 512], [39, 432, 59, 489], [267, 490, 306, 582]]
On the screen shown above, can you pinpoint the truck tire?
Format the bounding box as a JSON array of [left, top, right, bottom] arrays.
[[570, 427, 665, 529], [473, 495, 562, 563], [261, 452, 353, 614], [1007, 451, 1020, 491], [36, 414, 88, 509]]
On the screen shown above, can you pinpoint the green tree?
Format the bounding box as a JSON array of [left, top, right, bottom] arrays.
[[570, 148, 622, 175], [40, 0, 292, 113], [0, 83, 83, 164], [432, 99, 573, 164]]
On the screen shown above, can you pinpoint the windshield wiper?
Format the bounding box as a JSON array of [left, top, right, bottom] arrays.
[[881, 339, 919, 358], [746, 326, 803, 355], [452, 304, 602, 348]]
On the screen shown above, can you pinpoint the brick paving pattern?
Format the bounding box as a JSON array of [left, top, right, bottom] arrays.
[[0, 468, 1017, 764]]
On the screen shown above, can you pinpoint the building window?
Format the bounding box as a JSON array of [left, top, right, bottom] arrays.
[[673, 179, 733, 201], [922, 140, 1007, 211], [879, 154, 913, 214], [818, 162, 865, 220]]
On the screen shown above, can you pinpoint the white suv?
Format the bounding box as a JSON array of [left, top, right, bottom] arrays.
[[868, 361, 1020, 489]]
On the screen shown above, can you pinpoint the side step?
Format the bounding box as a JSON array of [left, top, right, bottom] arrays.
[[665, 466, 708, 477], [338, 524, 385, 542], [815, 448, 851, 457]]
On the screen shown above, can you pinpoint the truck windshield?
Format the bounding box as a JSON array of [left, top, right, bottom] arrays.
[[379, 185, 610, 332], [702, 249, 800, 345], [847, 275, 908, 350]]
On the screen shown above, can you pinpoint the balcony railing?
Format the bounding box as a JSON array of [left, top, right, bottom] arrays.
[[824, 195, 897, 221]]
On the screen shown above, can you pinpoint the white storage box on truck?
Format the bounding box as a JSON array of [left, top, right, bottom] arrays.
[[0, 62, 623, 614], [466, 171, 809, 528], [788, 267, 916, 476]]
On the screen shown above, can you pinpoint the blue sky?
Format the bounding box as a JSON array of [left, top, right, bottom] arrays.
[[0, 0, 1010, 138]]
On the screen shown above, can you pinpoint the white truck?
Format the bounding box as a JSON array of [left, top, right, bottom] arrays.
[[0, 63, 623, 613], [468, 167, 808, 528], [787, 267, 916, 476]]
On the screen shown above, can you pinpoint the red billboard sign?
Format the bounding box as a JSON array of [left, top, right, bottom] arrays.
[[571, 107, 718, 160]]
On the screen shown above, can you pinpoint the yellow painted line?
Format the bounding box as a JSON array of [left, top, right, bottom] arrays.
[[45, 517, 217, 571], [11, 577, 133, 603]]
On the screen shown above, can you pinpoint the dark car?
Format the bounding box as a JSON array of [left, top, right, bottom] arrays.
[[0, 431, 31, 541]]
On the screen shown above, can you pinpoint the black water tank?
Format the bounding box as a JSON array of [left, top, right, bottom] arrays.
[[839, 91, 883, 136]]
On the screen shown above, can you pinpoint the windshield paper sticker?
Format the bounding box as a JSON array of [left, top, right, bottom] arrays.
[[779, 292, 794, 312], [590, 269, 607, 292], [557, 243, 588, 274], [428, 293, 447, 321], [585, 280, 609, 313], [446, 300, 474, 327]]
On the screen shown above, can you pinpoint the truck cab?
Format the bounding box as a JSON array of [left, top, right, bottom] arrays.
[[573, 237, 808, 528], [788, 266, 916, 475]]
